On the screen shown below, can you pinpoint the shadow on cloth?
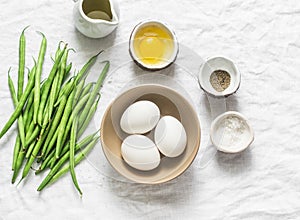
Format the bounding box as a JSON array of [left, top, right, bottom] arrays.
[[106, 165, 199, 206], [216, 147, 253, 174], [74, 27, 117, 53]]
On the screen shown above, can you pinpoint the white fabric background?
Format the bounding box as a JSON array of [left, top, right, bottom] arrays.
[[1, 0, 300, 219]]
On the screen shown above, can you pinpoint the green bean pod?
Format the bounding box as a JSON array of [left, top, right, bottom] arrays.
[[47, 74, 59, 121], [37, 45, 67, 125], [56, 90, 75, 158], [12, 135, 21, 171], [37, 151, 54, 173], [41, 95, 67, 157], [25, 141, 36, 159], [60, 93, 90, 149], [0, 65, 36, 138], [54, 78, 75, 107], [70, 116, 82, 195], [64, 63, 72, 79], [75, 50, 103, 83], [41, 99, 51, 129], [25, 126, 40, 147], [23, 89, 34, 126], [54, 48, 61, 61], [34, 32, 47, 124], [12, 149, 26, 184], [37, 135, 98, 191], [8, 72, 26, 148], [78, 61, 109, 126], [74, 78, 85, 103], [56, 54, 68, 95], [17, 26, 29, 100], [21, 128, 50, 181], [25, 120, 34, 137], [43, 129, 59, 160], [78, 82, 94, 101], [48, 130, 96, 169], [78, 94, 101, 137], [48, 49, 70, 120]]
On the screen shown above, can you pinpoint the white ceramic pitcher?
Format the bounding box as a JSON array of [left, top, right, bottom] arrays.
[[73, 0, 119, 38]]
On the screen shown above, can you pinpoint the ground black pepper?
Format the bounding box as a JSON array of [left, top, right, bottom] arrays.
[[210, 70, 231, 92]]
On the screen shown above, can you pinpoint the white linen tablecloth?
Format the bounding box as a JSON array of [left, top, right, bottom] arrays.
[[1, 0, 300, 219]]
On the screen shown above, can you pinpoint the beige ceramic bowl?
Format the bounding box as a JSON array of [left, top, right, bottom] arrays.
[[100, 84, 201, 184]]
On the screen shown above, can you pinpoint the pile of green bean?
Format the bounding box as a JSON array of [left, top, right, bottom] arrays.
[[0, 27, 109, 195]]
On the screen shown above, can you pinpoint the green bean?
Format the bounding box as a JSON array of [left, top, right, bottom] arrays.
[[37, 45, 67, 125], [75, 51, 103, 83], [12, 136, 21, 171], [41, 95, 67, 157], [26, 141, 36, 159], [8, 71, 26, 149], [17, 26, 29, 100], [49, 129, 96, 169], [56, 52, 69, 95], [78, 82, 94, 101], [78, 94, 101, 137], [41, 141, 67, 172], [47, 74, 59, 120], [38, 137, 99, 191], [25, 126, 40, 147], [61, 77, 75, 96], [25, 107, 34, 132], [54, 77, 75, 107], [53, 41, 65, 60], [37, 135, 98, 191], [78, 61, 109, 127], [34, 32, 47, 124], [25, 121, 35, 141], [56, 90, 75, 158], [65, 63, 72, 79], [60, 93, 90, 148], [41, 99, 50, 128], [21, 128, 50, 181], [37, 150, 54, 173], [57, 94, 90, 150], [43, 129, 59, 159], [12, 149, 26, 184], [41, 101, 51, 130], [74, 78, 85, 103], [0, 65, 36, 138], [70, 116, 82, 195], [50, 144, 66, 169], [54, 49, 61, 61], [23, 89, 34, 126], [48, 49, 70, 120]]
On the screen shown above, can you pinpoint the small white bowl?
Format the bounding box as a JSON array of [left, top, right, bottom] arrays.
[[210, 111, 254, 153], [129, 20, 179, 70], [198, 56, 241, 97]]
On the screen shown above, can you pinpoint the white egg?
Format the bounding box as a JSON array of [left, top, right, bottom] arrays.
[[120, 100, 160, 134], [154, 116, 187, 157], [121, 135, 161, 171]]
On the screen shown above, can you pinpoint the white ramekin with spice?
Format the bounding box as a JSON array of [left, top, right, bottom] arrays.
[[198, 56, 241, 97]]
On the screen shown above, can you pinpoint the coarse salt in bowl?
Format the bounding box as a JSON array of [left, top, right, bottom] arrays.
[[210, 111, 254, 153]]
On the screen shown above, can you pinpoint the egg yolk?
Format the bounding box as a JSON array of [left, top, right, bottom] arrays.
[[133, 25, 174, 65]]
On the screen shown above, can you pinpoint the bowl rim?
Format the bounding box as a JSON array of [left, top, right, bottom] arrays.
[[100, 84, 201, 184], [210, 111, 254, 153], [198, 56, 241, 97], [129, 20, 179, 71]]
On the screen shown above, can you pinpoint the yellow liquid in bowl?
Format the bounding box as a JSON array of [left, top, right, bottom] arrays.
[[133, 24, 174, 66]]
